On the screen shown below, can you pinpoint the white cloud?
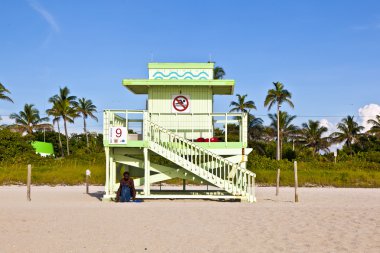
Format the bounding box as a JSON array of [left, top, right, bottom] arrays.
[[358, 104, 380, 132], [319, 118, 337, 137], [0, 116, 15, 126], [319, 118, 342, 152], [28, 0, 60, 33]]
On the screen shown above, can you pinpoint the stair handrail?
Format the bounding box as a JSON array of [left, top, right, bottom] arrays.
[[146, 120, 255, 177]]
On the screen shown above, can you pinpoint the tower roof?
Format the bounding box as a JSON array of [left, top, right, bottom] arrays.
[[122, 62, 234, 94], [122, 79, 234, 94]]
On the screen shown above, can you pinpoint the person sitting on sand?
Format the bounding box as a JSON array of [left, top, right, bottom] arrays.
[[116, 171, 136, 202]]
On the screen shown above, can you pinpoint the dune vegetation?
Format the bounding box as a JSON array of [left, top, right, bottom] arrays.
[[1, 81, 380, 187]]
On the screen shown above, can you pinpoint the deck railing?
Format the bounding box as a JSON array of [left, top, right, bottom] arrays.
[[103, 109, 247, 145]]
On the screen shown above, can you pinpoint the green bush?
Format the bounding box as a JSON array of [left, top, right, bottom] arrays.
[[0, 152, 105, 185], [0, 129, 40, 163], [1, 127, 380, 187], [248, 154, 380, 187]]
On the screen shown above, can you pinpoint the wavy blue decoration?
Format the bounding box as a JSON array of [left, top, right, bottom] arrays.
[[153, 71, 209, 80]]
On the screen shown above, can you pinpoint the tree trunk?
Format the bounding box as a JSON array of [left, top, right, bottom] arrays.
[[276, 104, 281, 196], [277, 105, 280, 161], [63, 118, 70, 155], [57, 120, 64, 157], [280, 134, 283, 159], [84, 117, 89, 148]]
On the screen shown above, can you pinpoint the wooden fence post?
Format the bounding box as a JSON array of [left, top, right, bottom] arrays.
[[276, 168, 280, 196], [27, 164, 31, 201], [294, 161, 299, 202], [85, 169, 91, 194]]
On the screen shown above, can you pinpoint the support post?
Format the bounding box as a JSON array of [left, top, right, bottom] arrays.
[[85, 169, 91, 194], [225, 113, 227, 146], [86, 175, 89, 194], [182, 179, 186, 191], [105, 147, 110, 195], [27, 164, 31, 201], [294, 161, 299, 202], [276, 168, 280, 196], [143, 148, 150, 195], [110, 156, 114, 195]]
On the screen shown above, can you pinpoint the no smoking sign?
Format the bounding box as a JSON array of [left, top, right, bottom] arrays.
[[172, 95, 190, 113]]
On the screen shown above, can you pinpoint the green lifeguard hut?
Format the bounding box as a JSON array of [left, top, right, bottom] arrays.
[[103, 62, 256, 202]]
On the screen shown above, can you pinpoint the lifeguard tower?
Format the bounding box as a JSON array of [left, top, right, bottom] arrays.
[[103, 62, 256, 202]]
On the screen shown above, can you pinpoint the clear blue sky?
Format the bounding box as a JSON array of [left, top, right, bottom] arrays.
[[1, 0, 380, 133]]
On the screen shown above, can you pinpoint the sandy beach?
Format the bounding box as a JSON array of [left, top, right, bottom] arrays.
[[0, 186, 379, 253]]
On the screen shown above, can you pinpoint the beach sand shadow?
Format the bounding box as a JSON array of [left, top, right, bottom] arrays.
[[87, 191, 105, 201], [262, 198, 293, 203]]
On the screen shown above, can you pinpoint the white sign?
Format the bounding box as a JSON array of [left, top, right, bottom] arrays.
[[172, 95, 190, 113], [86, 169, 91, 176], [109, 127, 127, 144]]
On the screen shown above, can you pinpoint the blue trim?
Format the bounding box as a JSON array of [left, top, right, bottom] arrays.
[[153, 71, 209, 79]]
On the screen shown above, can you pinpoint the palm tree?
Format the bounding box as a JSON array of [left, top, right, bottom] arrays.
[[75, 98, 98, 148], [46, 103, 64, 157], [213, 66, 225, 80], [10, 104, 51, 134], [264, 82, 294, 161], [247, 113, 264, 141], [49, 87, 78, 155], [0, 82, 13, 103], [262, 126, 276, 142], [230, 94, 256, 113], [268, 111, 298, 158], [264, 81, 294, 196], [330, 116, 364, 153], [368, 115, 380, 136], [300, 120, 329, 156]]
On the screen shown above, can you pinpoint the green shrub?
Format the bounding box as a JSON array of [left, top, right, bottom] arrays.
[[248, 154, 380, 187], [0, 129, 40, 163]]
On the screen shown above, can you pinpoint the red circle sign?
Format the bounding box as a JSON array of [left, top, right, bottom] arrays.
[[172, 96, 189, 112]]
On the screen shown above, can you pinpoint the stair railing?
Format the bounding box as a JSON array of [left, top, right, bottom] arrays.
[[146, 120, 256, 202]]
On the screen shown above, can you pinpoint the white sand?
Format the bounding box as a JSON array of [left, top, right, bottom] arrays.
[[0, 186, 379, 253]]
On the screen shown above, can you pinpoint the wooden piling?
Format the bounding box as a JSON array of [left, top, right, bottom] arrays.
[[85, 169, 91, 194], [86, 175, 89, 194], [276, 168, 280, 196], [27, 164, 31, 201], [294, 161, 299, 202]]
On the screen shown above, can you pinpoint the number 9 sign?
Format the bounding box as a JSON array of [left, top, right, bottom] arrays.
[[109, 127, 127, 144]]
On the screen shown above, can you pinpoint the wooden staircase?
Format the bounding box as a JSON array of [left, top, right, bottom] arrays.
[[146, 121, 256, 202]]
